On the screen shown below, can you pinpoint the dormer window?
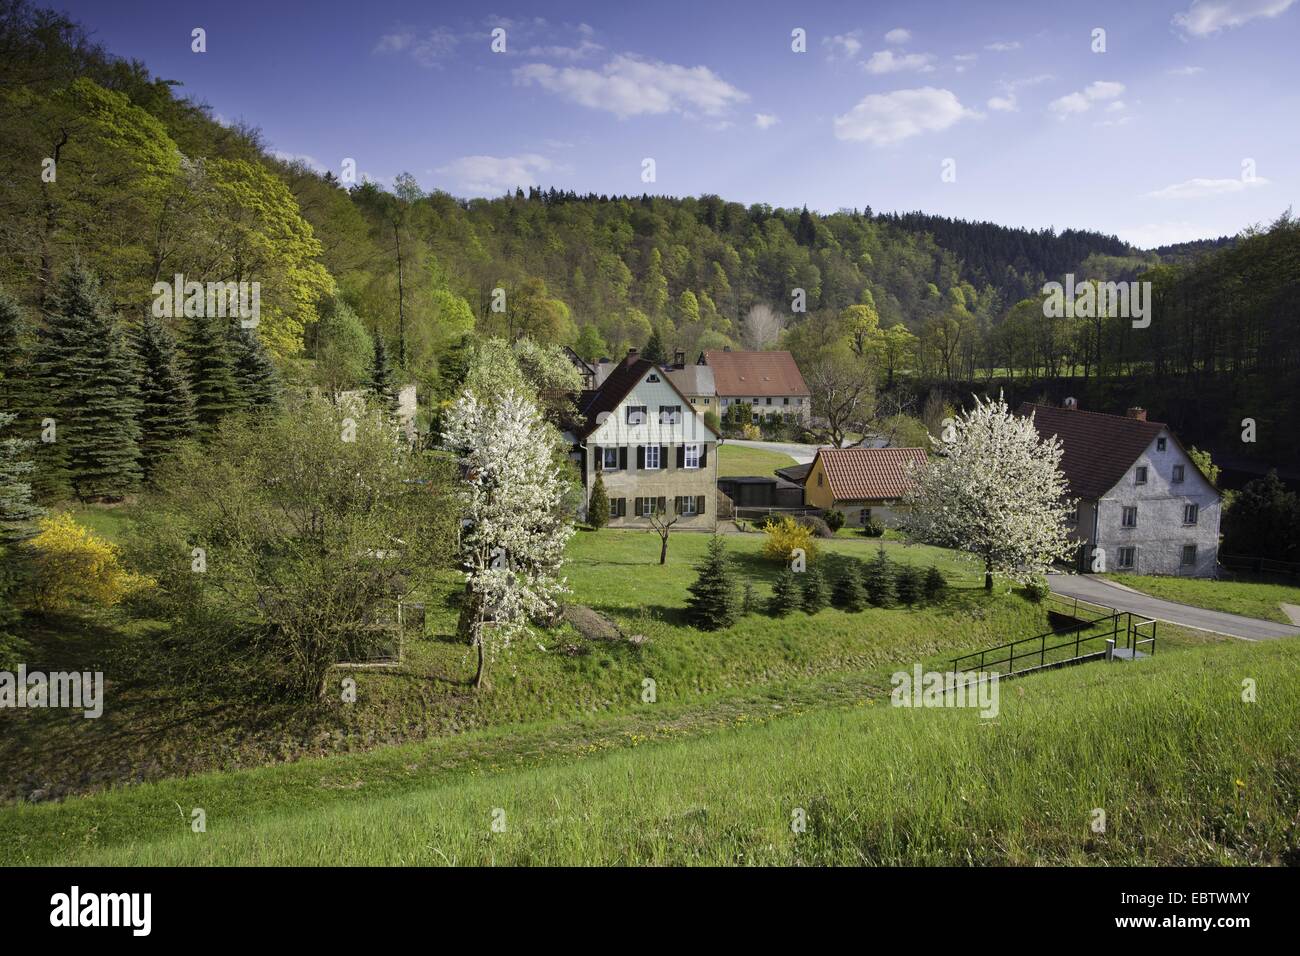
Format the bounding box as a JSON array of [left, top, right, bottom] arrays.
[[1172, 465, 1185, 483], [1135, 466, 1147, 485], [1156, 438, 1167, 452], [626, 405, 647, 425], [646, 374, 660, 383]]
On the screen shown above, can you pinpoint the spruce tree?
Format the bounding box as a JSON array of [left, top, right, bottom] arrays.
[[230, 326, 280, 413], [369, 332, 399, 414], [895, 564, 923, 605], [923, 566, 947, 603], [832, 564, 867, 611], [800, 565, 827, 613], [684, 535, 739, 630], [642, 328, 666, 364], [863, 548, 895, 607], [134, 315, 195, 482], [183, 311, 239, 434], [0, 409, 42, 540], [587, 472, 610, 529], [31, 262, 141, 501], [742, 582, 755, 615], [0, 287, 27, 414], [768, 566, 803, 616]]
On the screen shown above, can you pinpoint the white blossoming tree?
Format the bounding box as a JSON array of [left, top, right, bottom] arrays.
[[903, 394, 1075, 590], [441, 387, 573, 687]]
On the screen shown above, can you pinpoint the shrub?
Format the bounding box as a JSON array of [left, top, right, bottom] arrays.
[[860, 517, 885, 538], [768, 567, 803, 616], [796, 514, 835, 539], [822, 509, 846, 532], [1024, 574, 1051, 603], [895, 564, 924, 605], [922, 565, 947, 602], [23, 512, 153, 613], [703, 410, 721, 434], [800, 566, 828, 613], [754, 513, 778, 531], [587, 472, 610, 529], [762, 515, 818, 564], [863, 549, 895, 607], [832, 563, 866, 611], [742, 582, 755, 615], [741, 423, 762, 441], [684, 536, 739, 631]]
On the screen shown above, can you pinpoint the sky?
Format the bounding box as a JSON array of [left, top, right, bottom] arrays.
[[56, 0, 1300, 247]]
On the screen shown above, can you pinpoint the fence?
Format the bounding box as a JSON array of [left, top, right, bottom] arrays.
[[950, 611, 1156, 678], [1218, 553, 1300, 583]]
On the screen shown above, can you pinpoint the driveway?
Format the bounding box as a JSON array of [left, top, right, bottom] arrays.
[[1047, 573, 1300, 641], [724, 439, 837, 464]]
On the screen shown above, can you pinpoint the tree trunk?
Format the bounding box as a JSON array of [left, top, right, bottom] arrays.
[[659, 534, 669, 565], [472, 639, 485, 688], [984, 557, 994, 591]]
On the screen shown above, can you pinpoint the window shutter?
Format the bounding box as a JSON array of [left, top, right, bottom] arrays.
[[696, 495, 706, 515], [618, 498, 627, 517], [657, 496, 666, 516], [699, 445, 708, 467], [634, 497, 642, 516], [674, 496, 682, 514], [619, 446, 628, 470], [594, 446, 602, 472], [676, 445, 685, 468], [660, 445, 668, 469], [636, 445, 645, 469]]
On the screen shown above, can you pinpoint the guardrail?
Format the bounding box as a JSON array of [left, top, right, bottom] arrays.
[[950, 611, 1155, 678]]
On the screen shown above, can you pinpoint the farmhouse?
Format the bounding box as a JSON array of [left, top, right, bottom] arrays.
[[1019, 403, 1222, 577], [697, 348, 810, 424], [802, 447, 927, 528], [568, 348, 720, 530]]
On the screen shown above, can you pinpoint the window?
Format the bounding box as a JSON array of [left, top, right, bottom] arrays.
[[602, 447, 619, 470], [1181, 544, 1197, 567], [1117, 547, 1135, 569], [1122, 506, 1138, 528], [646, 373, 660, 383], [644, 445, 661, 470], [1184, 503, 1199, 525], [783, 397, 790, 405], [765, 397, 773, 405], [795, 397, 803, 405], [1172, 464, 1185, 483], [1135, 466, 1148, 485], [611, 498, 626, 518], [1156, 438, 1167, 452], [690, 397, 698, 405], [626, 405, 647, 425], [679, 496, 698, 516], [751, 413, 760, 424], [684, 443, 700, 469], [861, 508, 872, 525], [658, 405, 682, 425], [641, 497, 655, 517], [721, 398, 729, 407], [817, 473, 824, 487]]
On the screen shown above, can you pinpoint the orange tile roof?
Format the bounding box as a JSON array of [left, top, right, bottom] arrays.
[[816, 447, 927, 501], [701, 349, 809, 397]]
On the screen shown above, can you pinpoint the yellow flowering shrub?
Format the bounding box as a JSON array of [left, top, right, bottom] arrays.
[[761, 515, 818, 564], [24, 513, 153, 612]]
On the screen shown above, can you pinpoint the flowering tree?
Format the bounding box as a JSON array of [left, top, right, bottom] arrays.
[[442, 387, 573, 687], [903, 394, 1075, 590]]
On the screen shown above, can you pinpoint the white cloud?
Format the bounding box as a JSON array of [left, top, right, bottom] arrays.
[[985, 40, 1021, 51], [953, 53, 978, 73], [272, 151, 327, 173], [1050, 80, 1125, 115], [1118, 221, 1224, 247], [863, 49, 936, 74], [823, 32, 863, 60], [525, 24, 603, 60], [754, 113, 779, 129], [435, 154, 555, 195], [834, 87, 977, 145], [1146, 175, 1271, 199], [1173, 0, 1296, 36], [1167, 65, 1206, 75], [1106, 100, 1127, 112], [885, 28, 912, 44], [513, 54, 748, 119], [373, 26, 459, 67], [987, 94, 1017, 111]]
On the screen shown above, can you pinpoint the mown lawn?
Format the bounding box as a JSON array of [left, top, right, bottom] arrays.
[[1104, 573, 1300, 624], [4, 636, 1292, 866], [716, 442, 797, 477]]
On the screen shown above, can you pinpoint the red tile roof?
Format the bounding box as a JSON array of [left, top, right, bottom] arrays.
[[701, 350, 809, 397], [815, 447, 926, 501], [1017, 403, 1165, 500]]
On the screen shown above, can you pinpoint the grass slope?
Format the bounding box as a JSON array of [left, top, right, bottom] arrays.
[[4, 638, 1294, 865], [716, 442, 797, 477], [1104, 574, 1300, 624]]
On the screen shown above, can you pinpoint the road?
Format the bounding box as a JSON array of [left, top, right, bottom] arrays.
[[1047, 573, 1300, 641], [723, 438, 839, 464]]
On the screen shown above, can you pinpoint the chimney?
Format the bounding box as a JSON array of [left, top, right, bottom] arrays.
[[1125, 406, 1147, 421], [723, 345, 732, 352], [625, 346, 639, 365], [674, 348, 685, 367]]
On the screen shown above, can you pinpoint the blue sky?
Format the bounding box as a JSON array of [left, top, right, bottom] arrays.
[[60, 0, 1300, 247]]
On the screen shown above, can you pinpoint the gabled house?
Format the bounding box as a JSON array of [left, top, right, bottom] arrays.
[[663, 360, 718, 420], [802, 447, 927, 527], [562, 345, 597, 389], [1019, 403, 1222, 577], [697, 348, 810, 424], [568, 348, 721, 530]]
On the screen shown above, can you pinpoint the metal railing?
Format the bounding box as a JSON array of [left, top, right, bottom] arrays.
[[950, 611, 1156, 678]]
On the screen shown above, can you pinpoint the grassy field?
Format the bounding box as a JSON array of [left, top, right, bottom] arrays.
[[3, 636, 1292, 865], [716, 442, 798, 477], [1104, 573, 1300, 624]]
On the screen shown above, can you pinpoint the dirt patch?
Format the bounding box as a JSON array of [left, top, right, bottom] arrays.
[[562, 605, 645, 645]]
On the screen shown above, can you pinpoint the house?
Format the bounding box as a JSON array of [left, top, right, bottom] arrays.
[[1019, 403, 1222, 577], [337, 383, 419, 443], [663, 359, 718, 420], [568, 348, 720, 530], [562, 346, 597, 389], [697, 348, 810, 424], [802, 447, 927, 527]]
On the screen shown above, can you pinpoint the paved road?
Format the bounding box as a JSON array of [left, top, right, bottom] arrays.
[[723, 438, 841, 464], [1048, 573, 1300, 641]]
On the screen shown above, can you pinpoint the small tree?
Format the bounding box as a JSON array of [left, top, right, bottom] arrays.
[[649, 510, 680, 564], [762, 515, 818, 564], [742, 581, 756, 615], [684, 535, 739, 630], [800, 565, 828, 613], [587, 472, 610, 529], [863, 548, 895, 606], [922, 565, 947, 602], [230, 327, 280, 413], [904, 394, 1075, 589], [823, 509, 846, 532], [134, 315, 195, 482], [369, 332, 399, 415], [769, 567, 803, 616], [894, 564, 923, 605], [832, 564, 866, 611], [0, 410, 42, 541]]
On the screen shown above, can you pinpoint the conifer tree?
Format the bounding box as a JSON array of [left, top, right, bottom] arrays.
[[832, 563, 867, 611], [742, 581, 755, 615], [642, 328, 666, 364], [923, 565, 947, 603], [684, 535, 739, 631], [183, 311, 239, 434], [895, 564, 923, 605], [30, 262, 141, 501], [863, 547, 895, 607], [0, 287, 27, 413], [230, 326, 280, 413], [0, 409, 42, 540], [768, 566, 803, 616], [134, 314, 195, 481], [800, 565, 828, 613], [369, 332, 399, 414], [587, 471, 610, 529]]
